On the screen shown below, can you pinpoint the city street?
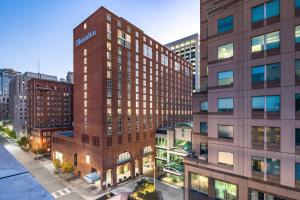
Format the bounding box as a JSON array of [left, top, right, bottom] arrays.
[[0, 135, 84, 200], [0, 135, 184, 200]]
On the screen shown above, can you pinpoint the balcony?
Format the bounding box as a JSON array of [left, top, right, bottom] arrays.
[[184, 154, 208, 166]]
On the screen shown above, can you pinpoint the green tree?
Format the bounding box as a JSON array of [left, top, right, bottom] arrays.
[[17, 136, 29, 147]]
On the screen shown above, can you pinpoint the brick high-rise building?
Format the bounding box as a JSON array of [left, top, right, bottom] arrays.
[[184, 0, 300, 200], [9, 72, 57, 138], [27, 78, 73, 152], [52, 6, 192, 189]]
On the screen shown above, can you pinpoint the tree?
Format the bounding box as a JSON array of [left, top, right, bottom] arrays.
[[17, 136, 29, 147], [61, 159, 73, 173]]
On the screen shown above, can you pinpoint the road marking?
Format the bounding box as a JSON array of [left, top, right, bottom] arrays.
[[51, 187, 74, 199]]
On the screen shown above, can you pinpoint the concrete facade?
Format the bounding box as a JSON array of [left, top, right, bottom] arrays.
[[184, 0, 300, 200], [165, 34, 201, 93]]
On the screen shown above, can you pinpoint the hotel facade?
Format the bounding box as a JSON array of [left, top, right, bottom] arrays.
[[184, 0, 300, 200], [52, 7, 192, 189]]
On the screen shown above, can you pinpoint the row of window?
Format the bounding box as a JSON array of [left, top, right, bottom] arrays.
[[190, 173, 286, 200], [216, 26, 300, 62]]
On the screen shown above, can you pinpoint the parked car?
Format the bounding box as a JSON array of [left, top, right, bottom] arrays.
[[83, 172, 100, 184]]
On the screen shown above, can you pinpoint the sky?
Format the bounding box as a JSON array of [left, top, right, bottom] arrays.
[[0, 0, 200, 79]]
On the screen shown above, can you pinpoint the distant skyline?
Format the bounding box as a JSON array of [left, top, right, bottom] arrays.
[[0, 0, 200, 79]]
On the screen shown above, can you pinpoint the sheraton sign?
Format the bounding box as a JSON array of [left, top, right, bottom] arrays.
[[75, 30, 96, 47]]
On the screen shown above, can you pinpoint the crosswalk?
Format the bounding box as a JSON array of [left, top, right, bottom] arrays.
[[51, 187, 74, 199]]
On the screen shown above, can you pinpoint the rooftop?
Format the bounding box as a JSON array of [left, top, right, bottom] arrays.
[[0, 145, 53, 200], [58, 130, 74, 138]]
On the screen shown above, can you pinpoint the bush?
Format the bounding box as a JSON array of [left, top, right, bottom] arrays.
[[131, 179, 158, 200], [17, 136, 29, 147], [61, 160, 73, 173], [53, 159, 61, 170]]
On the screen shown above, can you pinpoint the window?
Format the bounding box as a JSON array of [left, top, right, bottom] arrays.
[[200, 122, 208, 134], [200, 101, 208, 112], [251, 31, 280, 53], [297, 0, 300, 9], [200, 144, 207, 156], [252, 63, 280, 85], [296, 60, 300, 80], [266, 63, 280, 81], [86, 155, 90, 164], [296, 25, 300, 44], [266, 158, 280, 176], [218, 151, 233, 166], [190, 173, 208, 195], [218, 71, 233, 86], [296, 128, 300, 146], [117, 30, 131, 49], [252, 66, 264, 85], [143, 44, 152, 59], [251, 4, 264, 23], [218, 98, 233, 112], [215, 180, 237, 200], [252, 96, 280, 112], [296, 163, 300, 181], [252, 96, 264, 111], [251, 0, 280, 23], [218, 125, 233, 139], [266, 95, 280, 112], [252, 126, 264, 143], [218, 43, 233, 60], [218, 15, 233, 33], [252, 156, 264, 173], [250, 190, 285, 200], [161, 54, 168, 66], [266, 127, 280, 145]]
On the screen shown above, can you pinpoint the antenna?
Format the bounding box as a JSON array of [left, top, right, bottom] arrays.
[[37, 58, 40, 79]]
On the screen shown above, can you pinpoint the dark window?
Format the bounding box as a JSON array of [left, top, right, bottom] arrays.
[[296, 0, 300, 9], [218, 15, 233, 33], [200, 144, 207, 156], [251, 4, 264, 23], [251, 0, 280, 23], [266, 0, 280, 19], [296, 128, 300, 146], [200, 122, 208, 134], [296, 94, 300, 112], [266, 63, 280, 81], [252, 66, 264, 85], [218, 125, 233, 139], [296, 60, 300, 80], [296, 163, 300, 181], [266, 158, 280, 176]]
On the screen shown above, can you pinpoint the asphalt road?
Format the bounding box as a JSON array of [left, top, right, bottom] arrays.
[[0, 135, 84, 200]]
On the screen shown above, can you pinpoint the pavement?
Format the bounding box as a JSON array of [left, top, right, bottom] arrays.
[[0, 134, 84, 200], [0, 134, 184, 200]]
